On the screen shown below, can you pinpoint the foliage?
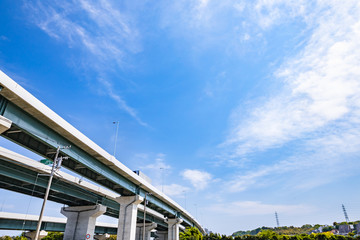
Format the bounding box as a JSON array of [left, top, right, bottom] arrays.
[[0, 236, 26, 240], [0, 236, 13, 240], [180, 227, 203, 240], [42, 232, 63, 240], [12, 237, 26, 240], [108, 235, 117, 240], [207, 231, 360, 240]]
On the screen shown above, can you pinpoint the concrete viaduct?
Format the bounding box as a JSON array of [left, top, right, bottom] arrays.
[[0, 70, 203, 240]]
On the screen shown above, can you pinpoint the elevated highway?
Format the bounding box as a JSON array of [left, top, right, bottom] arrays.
[[0, 212, 117, 235], [0, 70, 203, 240], [0, 146, 171, 230]]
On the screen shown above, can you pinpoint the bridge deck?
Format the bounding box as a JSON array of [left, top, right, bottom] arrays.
[[0, 147, 169, 230], [0, 70, 203, 233], [0, 212, 117, 234]]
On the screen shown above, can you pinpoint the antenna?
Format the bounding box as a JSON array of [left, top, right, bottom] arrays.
[[342, 204, 349, 222], [275, 212, 280, 227]]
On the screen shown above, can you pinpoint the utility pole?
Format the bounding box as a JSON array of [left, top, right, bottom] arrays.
[[342, 204, 350, 222], [275, 212, 280, 228], [34, 146, 70, 240], [113, 121, 120, 158]]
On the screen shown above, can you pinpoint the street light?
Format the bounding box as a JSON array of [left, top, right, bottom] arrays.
[[160, 167, 164, 193], [194, 204, 198, 219], [183, 190, 187, 210], [113, 121, 119, 158]]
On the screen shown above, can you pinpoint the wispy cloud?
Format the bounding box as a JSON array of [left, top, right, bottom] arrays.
[[137, 153, 172, 188], [142, 153, 171, 171], [208, 201, 314, 216], [213, 1, 360, 191], [25, 0, 146, 126], [159, 183, 190, 198], [98, 78, 148, 127], [0, 35, 9, 41], [181, 169, 212, 190], [223, 1, 360, 157]]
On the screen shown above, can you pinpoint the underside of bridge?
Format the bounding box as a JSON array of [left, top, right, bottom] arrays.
[[0, 95, 195, 229], [0, 158, 168, 230]]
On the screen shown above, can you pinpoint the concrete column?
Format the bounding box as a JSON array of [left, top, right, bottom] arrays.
[[165, 218, 183, 240], [136, 222, 157, 240], [116, 195, 144, 240], [157, 231, 168, 240], [94, 233, 110, 240], [0, 115, 12, 134], [24, 230, 47, 240], [61, 204, 107, 240]]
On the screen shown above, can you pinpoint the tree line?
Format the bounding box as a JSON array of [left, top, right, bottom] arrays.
[[1, 227, 359, 240]]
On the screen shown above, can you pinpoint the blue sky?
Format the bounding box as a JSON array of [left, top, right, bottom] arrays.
[[1, 0, 360, 235]]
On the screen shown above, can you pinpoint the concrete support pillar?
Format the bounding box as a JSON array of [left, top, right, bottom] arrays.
[[94, 233, 110, 240], [165, 218, 183, 240], [24, 230, 47, 240], [157, 231, 168, 240], [61, 204, 107, 240], [136, 222, 157, 240], [116, 195, 144, 240], [0, 115, 12, 134]]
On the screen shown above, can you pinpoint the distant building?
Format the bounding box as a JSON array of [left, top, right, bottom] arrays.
[[339, 224, 351, 235], [330, 229, 339, 235]]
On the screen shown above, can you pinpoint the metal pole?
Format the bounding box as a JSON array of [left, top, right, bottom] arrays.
[[160, 168, 164, 193], [184, 191, 187, 210], [34, 146, 60, 240], [113, 121, 119, 158]]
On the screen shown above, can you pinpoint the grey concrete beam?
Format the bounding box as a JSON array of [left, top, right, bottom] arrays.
[[61, 204, 107, 240]]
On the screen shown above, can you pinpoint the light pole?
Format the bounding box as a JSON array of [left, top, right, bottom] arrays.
[[34, 146, 70, 240], [183, 190, 187, 210], [194, 204, 198, 219], [113, 121, 119, 158], [160, 167, 164, 193]]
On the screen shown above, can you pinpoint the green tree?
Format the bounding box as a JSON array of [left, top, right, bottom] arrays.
[[42, 232, 63, 240], [257, 229, 278, 240], [180, 227, 203, 240], [0, 236, 12, 240]]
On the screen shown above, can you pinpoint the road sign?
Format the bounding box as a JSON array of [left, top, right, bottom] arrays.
[[40, 159, 52, 165]]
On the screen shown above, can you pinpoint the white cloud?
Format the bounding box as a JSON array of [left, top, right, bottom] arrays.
[[25, 0, 146, 126], [224, 0, 360, 158], [253, 0, 309, 29], [158, 183, 190, 198], [97, 78, 148, 127], [208, 201, 314, 216], [211, 1, 360, 193], [138, 153, 172, 187], [181, 169, 212, 190], [225, 122, 360, 192], [142, 153, 171, 171]]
